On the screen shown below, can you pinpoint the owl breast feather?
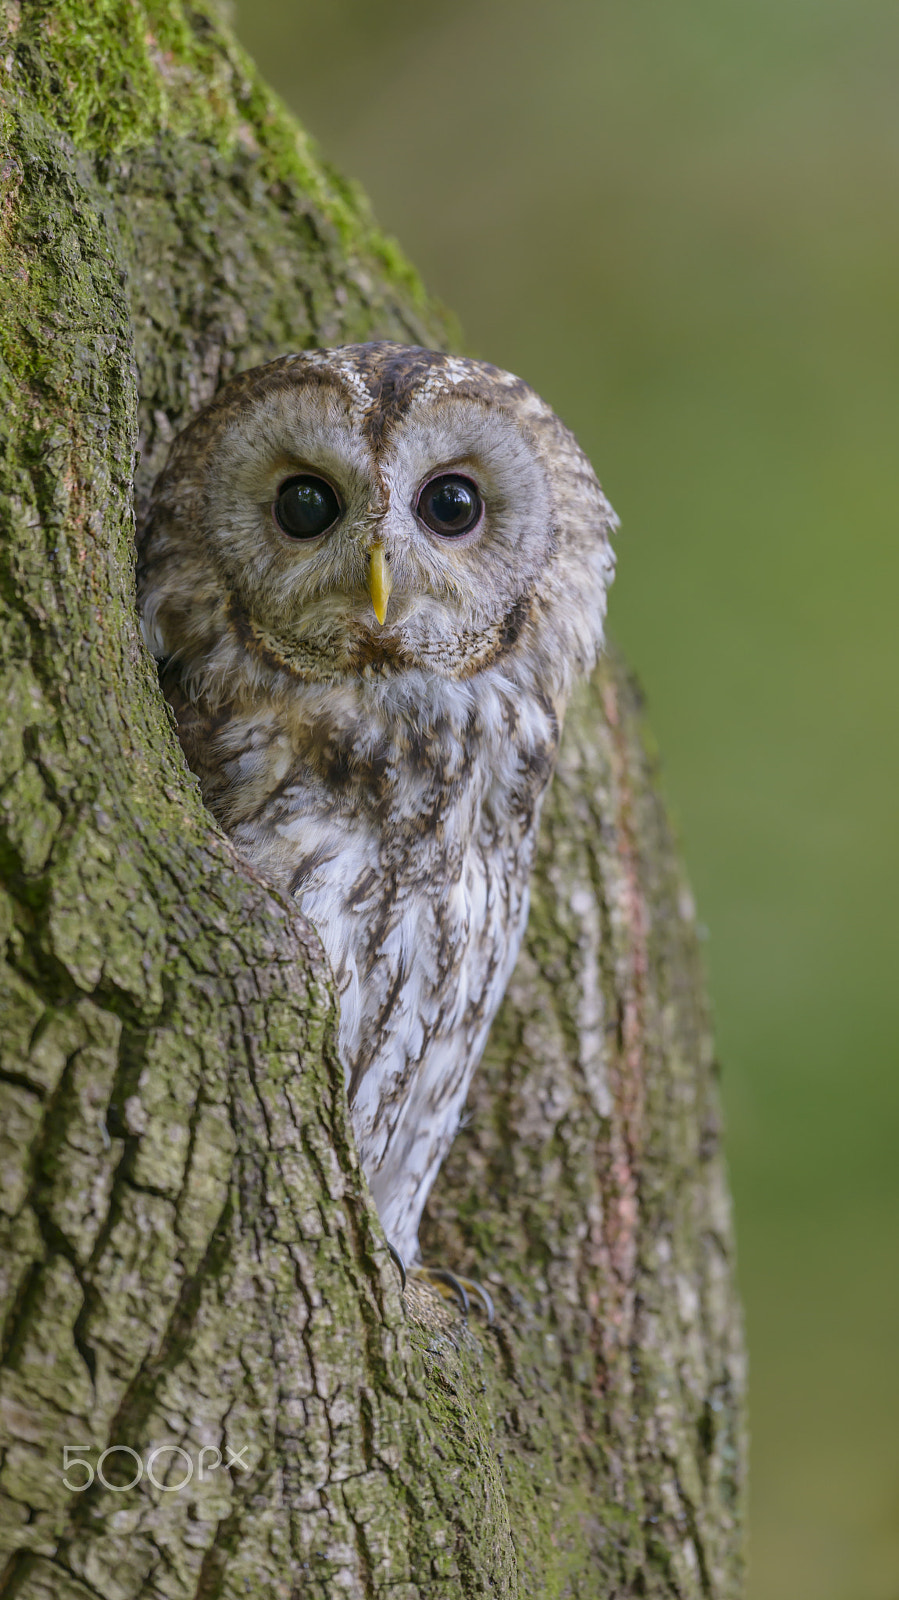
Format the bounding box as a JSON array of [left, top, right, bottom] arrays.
[[221, 666, 559, 1261]]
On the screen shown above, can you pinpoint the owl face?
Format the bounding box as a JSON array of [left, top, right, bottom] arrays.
[[139, 344, 616, 699]]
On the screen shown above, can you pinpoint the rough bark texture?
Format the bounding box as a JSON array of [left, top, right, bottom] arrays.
[[0, 3, 746, 1596]]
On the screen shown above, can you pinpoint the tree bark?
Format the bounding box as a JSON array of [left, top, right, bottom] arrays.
[[0, 3, 746, 1596]]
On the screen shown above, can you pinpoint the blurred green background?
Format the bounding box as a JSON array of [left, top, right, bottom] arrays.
[[234, 2, 898, 1593]]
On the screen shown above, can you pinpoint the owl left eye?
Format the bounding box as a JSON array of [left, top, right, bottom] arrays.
[[415, 474, 483, 538], [273, 475, 341, 539]]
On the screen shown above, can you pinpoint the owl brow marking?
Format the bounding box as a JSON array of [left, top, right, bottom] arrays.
[[356, 345, 443, 451]]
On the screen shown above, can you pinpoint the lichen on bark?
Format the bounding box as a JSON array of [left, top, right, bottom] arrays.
[[0, 3, 746, 1595]]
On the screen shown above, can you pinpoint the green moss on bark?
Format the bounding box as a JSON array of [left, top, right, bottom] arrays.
[[6, 0, 427, 292]]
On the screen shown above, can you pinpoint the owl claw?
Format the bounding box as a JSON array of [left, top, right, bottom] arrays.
[[422, 1267, 470, 1317], [408, 1265, 495, 1325], [458, 1275, 495, 1324], [386, 1239, 407, 1292], [387, 1241, 494, 1322]]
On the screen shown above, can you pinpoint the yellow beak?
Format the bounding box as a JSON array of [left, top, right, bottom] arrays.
[[368, 543, 392, 626]]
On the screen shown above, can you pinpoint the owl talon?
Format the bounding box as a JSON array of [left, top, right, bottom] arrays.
[[423, 1267, 470, 1318], [386, 1239, 407, 1291], [463, 1277, 496, 1324], [409, 1265, 495, 1324]]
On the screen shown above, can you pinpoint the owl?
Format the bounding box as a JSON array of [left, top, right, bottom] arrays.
[[138, 343, 616, 1282]]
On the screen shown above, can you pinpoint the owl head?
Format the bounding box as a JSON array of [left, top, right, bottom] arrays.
[[138, 344, 616, 709]]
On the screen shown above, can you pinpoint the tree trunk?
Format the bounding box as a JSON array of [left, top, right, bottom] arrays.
[[0, 4, 746, 1595]]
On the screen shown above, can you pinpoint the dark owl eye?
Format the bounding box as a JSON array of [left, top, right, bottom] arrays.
[[415, 474, 483, 538], [273, 475, 341, 540]]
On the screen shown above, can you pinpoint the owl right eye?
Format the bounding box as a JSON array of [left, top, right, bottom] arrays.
[[273, 475, 341, 540]]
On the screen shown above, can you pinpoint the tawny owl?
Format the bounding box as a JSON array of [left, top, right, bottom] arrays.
[[138, 343, 616, 1275]]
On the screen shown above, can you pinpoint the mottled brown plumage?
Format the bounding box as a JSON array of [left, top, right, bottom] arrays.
[[138, 343, 616, 1260]]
